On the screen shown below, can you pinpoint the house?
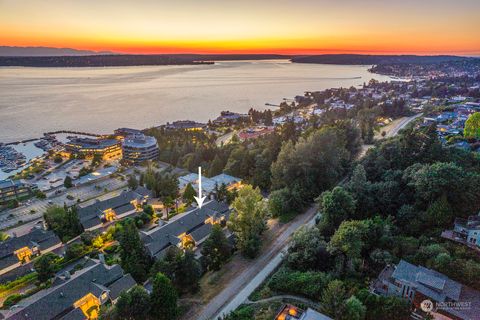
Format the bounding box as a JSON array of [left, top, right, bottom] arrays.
[[141, 200, 230, 259], [77, 187, 151, 231], [371, 260, 480, 319], [210, 174, 242, 191], [5, 260, 136, 320], [238, 126, 275, 141], [274, 304, 332, 320], [441, 215, 480, 251], [0, 228, 61, 277], [178, 173, 242, 195]]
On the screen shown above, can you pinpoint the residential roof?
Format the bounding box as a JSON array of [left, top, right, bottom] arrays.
[[392, 260, 462, 302], [0, 228, 61, 271], [178, 173, 241, 194], [141, 200, 230, 258], [77, 188, 150, 230], [7, 262, 135, 320], [210, 174, 241, 187], [300, 309, 333, 320], [107, 274, 136, 301]]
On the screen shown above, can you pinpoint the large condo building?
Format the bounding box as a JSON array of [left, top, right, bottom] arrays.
[[0, 179, 37, 204], [122, 133, 159, 164], [64, 137, 122, 160]]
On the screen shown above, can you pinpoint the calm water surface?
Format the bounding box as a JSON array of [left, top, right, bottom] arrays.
[[0, 60, 393, 142]]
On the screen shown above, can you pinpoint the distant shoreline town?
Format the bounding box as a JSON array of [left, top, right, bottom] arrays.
[[0, 52, 478, 68], [0, 58, 480, 320]]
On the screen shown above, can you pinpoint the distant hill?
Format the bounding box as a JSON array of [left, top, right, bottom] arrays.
[[0, 54, 290, 67], [0, 46, 114, 57], [291, 54, 473, 65]]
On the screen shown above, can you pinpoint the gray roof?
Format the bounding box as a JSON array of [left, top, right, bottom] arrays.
[[7, 262, 134, 320], [141, 200, 230, 258], [77, 188, 150, 229], [300, 308, 333, 320], [107, 274, 136, 300], [392, 260, 462, 302], [0, 228, 61, 271]]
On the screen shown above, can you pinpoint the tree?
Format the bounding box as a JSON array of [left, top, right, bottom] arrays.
[[117, 220, 152, 282], [64, 176, 73, 188], [174, 249, 201, 293], [0, 232, 9, 242], [343, 296, 366, 320], [151, 247, 201, 294], [269, 187, 305, 218], [317, 187, 356, 237], [285, 226, 331, 272], [150, 273, 178, 320], [209, 155, 224, 177], [34, 252, 58, 282], [44, 205, 83, 242], [271, 127, 349, 203], [182, 183, 196, 206], [228, 185, 268, 258], [464, 112, 480, 140], [201, 224, 232, 271], [327, 220, 368, 274], [128, 175, 138, 190], [114, 285, 151, 320], [321, 280, 348, 319]]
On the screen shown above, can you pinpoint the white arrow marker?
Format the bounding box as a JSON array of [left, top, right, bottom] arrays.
[[194, 166, 207, 208]]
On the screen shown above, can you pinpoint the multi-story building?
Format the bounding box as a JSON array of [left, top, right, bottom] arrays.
[[121, 133, 159, 164], [0, 227, 62, 277], [441, 215, 480, 250], [5, 260, 136, 320], [64, 137, 122, 160], [77, 187, 151, 231], [164, 120, 206, 131], [141, 200, 230, 260], [0, 179, 37, 204], [371, 260, 480, 319]]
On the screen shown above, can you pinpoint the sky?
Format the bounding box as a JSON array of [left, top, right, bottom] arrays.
[[1, 0, 479, 55]]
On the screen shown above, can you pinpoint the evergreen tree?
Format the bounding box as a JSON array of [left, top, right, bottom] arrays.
[[128, 175, 138, 190], [64, 176, 73, 188], [182, 183, 196, 206], [150, 273, 178, 320], [114, 285, 151, 320], [209, 155, 224, 177], [118, 220, 152, 282], [201, 224, 232, 271], [34, 252, 58, 282], [321, 280, 348, 319]]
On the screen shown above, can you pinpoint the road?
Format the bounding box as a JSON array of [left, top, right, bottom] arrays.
[[201, 113, 423, 319], [195, 206, 317, 320], [385, 113, 422, 138], [215, 130, 236, 147]]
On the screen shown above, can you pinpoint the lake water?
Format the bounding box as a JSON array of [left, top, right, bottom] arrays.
[[0, 60, 393, 143]]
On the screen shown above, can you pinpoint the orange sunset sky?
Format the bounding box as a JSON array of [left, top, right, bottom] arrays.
[[1, 0, 479, 55]]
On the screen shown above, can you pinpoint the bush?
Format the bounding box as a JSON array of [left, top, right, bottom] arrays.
[[2, 294, 23, 308], [267, 267, 332, 299]]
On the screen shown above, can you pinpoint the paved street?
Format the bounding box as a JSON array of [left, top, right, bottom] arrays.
[[195, 206, 317, 320], [197, 113, 423, 319]]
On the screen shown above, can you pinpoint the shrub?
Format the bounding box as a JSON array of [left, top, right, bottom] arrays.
[[267, 267, 332, 299], [2, 294, 23, 308]]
